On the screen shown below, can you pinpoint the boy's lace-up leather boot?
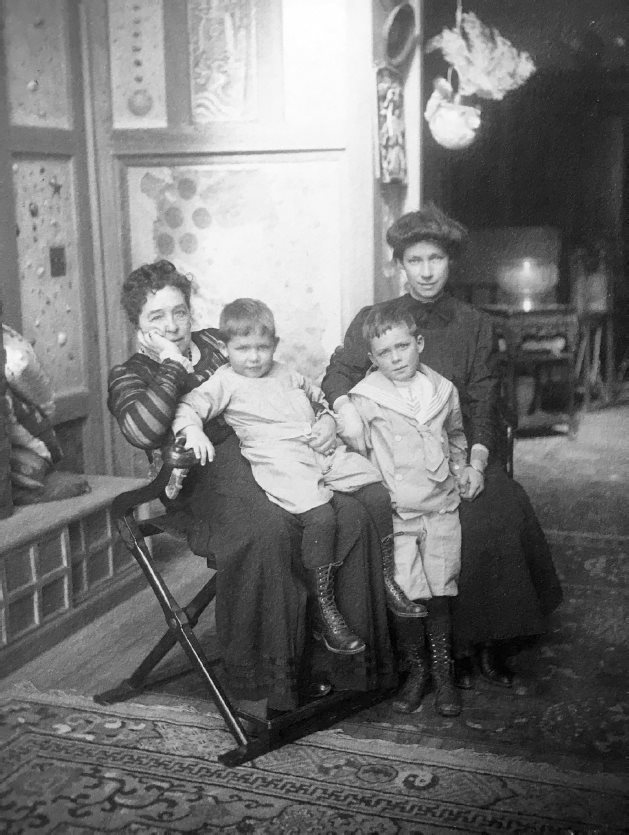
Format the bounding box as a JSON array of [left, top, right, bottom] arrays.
[[392, 619, 430, 713], [381, 534, 428, 618], [310, 564, 366, 655], [426, 617, 462, 717]]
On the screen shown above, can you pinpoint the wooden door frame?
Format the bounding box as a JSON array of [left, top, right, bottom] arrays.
[[0, 0, 106, 473]]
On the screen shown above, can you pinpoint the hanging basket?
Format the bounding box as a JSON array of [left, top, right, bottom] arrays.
[[424, 73, 481, 150], [426, 98, 481, 150]]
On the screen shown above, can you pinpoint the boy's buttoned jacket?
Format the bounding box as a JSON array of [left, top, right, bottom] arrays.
[[349, 365, 468, 516]]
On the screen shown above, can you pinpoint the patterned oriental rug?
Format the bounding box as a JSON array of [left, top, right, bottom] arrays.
[[2, 526, 627, 832], [338, 530, 629, 774], [1, 685, 628, 834]]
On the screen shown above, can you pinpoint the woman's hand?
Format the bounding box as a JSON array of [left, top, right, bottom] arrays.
[[308, 413, 337, 455], [458, 466, 485, 501], [335, 400, 367, 454], [181, 425, 215, 466], [137, 329, 182, 362]]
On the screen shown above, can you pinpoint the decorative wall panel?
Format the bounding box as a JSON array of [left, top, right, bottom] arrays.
[[127, 158, 343, 381], [188, 0, 257, 123], [3, 0, 71, 129], [12, 158, 86, 399], [108, 0, 167, 129]]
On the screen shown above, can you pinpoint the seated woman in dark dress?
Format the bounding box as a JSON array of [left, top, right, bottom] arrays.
[[107, 260, 396, 713], [322, 205, 563, 713]]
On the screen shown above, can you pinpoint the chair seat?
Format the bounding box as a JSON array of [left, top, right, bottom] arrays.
[[141, 511, 193, 540]]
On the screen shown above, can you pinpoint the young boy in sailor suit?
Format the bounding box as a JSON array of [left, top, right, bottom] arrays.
[[347, 299, 468, 717]]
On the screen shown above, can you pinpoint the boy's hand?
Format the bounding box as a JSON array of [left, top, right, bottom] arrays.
[[308, 413, 337, 455], [335, 400, 367, 454], [182, 426, 215, 466], [458, 466, 485, 501]]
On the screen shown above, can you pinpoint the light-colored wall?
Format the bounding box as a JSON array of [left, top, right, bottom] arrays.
[[116, 0, 377, 383], [81, 0, 423, 477]]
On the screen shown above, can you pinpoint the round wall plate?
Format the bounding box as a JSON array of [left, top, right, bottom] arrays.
[[383, 2, 417, 68]]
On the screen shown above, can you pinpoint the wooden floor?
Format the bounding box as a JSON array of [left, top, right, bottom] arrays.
[[2, 536, 214, 697]]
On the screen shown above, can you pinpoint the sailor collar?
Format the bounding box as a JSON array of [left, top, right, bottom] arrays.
[[350, 365, 453, 425]]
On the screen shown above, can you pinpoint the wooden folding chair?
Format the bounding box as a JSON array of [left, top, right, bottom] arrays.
[[94, 440, 392, 766]]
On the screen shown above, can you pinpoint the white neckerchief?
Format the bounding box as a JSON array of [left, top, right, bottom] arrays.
[[392, 372, 432, 421]]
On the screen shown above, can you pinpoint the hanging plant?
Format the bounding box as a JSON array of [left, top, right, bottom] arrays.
[[424, 1, 536, 149]]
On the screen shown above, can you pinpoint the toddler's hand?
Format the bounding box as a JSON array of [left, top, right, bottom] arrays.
[[182, 426, 215, 466], [308, 413, 337, 455]]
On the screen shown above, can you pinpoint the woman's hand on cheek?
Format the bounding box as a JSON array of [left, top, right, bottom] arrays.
[[138, 329, 180, 361], [308, 413, 337, 455]]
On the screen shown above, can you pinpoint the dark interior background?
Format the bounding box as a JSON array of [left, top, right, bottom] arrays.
[[422, 0, 629, 364]]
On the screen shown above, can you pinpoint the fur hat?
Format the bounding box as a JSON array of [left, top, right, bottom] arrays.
[[386, 204, 468, 260]]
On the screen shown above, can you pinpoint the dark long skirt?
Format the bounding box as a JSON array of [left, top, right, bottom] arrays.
[[452, 461, 563, 655], [178, 432, 396, 711]]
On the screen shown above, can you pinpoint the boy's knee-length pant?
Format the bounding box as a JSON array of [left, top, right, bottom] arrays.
[[393, 508, 461, 600]]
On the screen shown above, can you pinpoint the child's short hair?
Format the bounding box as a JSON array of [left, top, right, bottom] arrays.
[[362, 300, 418, 344], [219, 298, 276, 342]]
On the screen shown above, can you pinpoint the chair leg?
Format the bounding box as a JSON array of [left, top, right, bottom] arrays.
[[94, 575, 217, 703], [99, 511, 249, 751], [104, 509, 395, 766]]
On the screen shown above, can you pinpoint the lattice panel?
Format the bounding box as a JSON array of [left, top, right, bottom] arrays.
[[12, 157, 86, 398], [108, 0, 167, 129], [0, 506, 133, 648], [2, 0, 71, 129], [0, 531, 69, 645]]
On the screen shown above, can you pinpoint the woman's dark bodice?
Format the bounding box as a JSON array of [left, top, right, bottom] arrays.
[[321, 293, 499, 452]]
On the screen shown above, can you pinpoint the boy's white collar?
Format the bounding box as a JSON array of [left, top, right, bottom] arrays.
[[392, 369, 425, 387]]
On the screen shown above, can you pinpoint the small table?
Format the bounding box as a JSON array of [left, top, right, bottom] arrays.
[[483, 305, 580, 436]]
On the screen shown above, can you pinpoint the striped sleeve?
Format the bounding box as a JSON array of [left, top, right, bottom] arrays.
[[107, 356, 189, 450]]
